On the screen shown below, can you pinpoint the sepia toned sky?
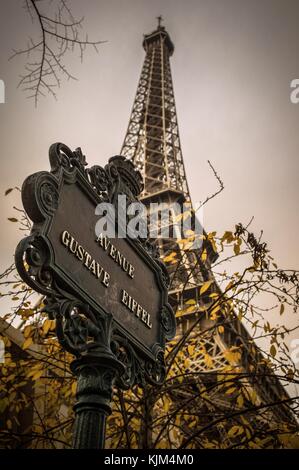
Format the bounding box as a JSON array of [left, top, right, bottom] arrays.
[[0, 1, 298, 355]]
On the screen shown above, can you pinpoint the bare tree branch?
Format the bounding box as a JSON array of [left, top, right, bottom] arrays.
[[10, 0, 106, 106]]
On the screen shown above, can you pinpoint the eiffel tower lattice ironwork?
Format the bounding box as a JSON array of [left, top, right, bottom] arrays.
[[120, 20, 295, 437], [121, 19, 210, 316]]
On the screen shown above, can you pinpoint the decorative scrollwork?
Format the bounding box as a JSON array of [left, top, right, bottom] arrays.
[[48, 143, 143, 206], [87, 165, 109, 199], [21, 172, 59, 223], [44, 287, 115, 359], [156, 259, 170, 289], [145, 351, 166, 385], [111, 336, 137, 389], [160, 304, 176, 340], [49, 142, 87, 174], [40, 181, 59, 215], [112, 334, 168, 388], [15, 234, 53, 296], [105, 155, 144, 204], [142, 240, 160, 259]]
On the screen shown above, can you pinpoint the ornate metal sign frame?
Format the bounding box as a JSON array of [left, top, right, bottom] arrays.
[[15, 143, 176, 391]]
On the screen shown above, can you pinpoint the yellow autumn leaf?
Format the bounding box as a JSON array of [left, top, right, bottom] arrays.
[[270, 344, 276, 357], [228, 425, 243, 438], [233, 243, 240, 255], [185, 299, 196, 305], [225, 280, 235, 291], [210, 304, 221, 320], [71, 381, 77, 396], [225, 386, 236, 395], [156, 439, 168, 449], [43, 319, 55, 335], [201, 249, 207, 261], [163, 396, 171, 412], [200, 280, 213, 295], [2, 336, 11, 347], [23, 325, 32, 338], [237, 394, 244, 408], [204, 354, 213, 368], [209, 292, 219, 298], [208, 237, 217, 253], [197, 305, 208, 312], [32, 370, 43, 381], [223, 350, 241, 364], [250, 389, 258, 404], [218, 325, 224, 334], [221, 231, 234, 243], [23, 337, 33, 350], [188, 344, 195, 356], [184, 358, 191, 368], [163, 252, 177, 263], [175, 310, 184, 318], [185, 305, 197, 313]]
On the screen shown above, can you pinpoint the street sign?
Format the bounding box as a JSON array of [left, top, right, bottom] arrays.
[[15, 143, 176, 390]]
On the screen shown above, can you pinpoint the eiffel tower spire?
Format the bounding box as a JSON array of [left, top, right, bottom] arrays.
[[121, 21, 190, 198]]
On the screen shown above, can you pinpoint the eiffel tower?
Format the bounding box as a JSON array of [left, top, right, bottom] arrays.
[[120, 18, 295, 442], [121, 17, 212, 327]]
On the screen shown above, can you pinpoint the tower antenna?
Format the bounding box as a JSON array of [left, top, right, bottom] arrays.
[[156, 15, 163, 28]]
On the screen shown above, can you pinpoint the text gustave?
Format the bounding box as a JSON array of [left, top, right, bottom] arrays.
[[60, 230, 152, 329]]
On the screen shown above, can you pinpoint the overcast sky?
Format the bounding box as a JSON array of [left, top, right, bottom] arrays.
[[0, 1, 298, 354]]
